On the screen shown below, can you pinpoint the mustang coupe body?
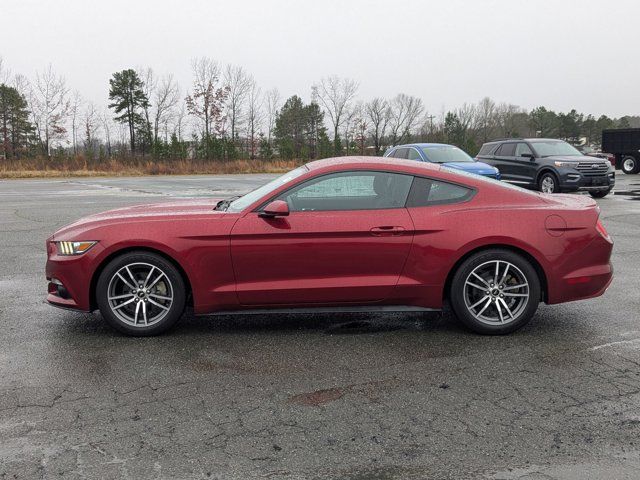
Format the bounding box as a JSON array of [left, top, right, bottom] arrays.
[[46, 157, 613, 335]]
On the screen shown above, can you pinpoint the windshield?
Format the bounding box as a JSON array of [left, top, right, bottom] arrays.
[[422, 145, 474, 163], [531, 141, 582, 157], [225, 166, 308, 212]]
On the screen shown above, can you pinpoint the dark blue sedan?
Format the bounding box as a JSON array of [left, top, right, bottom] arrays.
[[384, 143, 501, 179]]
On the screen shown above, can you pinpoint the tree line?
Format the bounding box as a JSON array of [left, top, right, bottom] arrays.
[[1, 56, 638, 164]]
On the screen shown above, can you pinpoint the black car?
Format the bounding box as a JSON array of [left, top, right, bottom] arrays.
[[476, 138, 615, 198]]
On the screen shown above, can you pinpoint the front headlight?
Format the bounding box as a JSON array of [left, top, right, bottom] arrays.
[[554, 161, 578, 168], [56, 241, 97, 256]]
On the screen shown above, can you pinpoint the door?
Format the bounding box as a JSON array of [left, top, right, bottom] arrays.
[[492, 142, 517, 181], [511, 142, 538, 185], [230, 171, 415, 306]]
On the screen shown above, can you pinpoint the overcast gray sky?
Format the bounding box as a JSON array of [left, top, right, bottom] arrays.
[[2, 0, 639, 117]]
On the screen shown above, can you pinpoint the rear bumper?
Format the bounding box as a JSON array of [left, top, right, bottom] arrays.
[[546, 236, 614, 304]]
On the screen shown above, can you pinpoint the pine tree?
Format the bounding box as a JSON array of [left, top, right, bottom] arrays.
[[108, 69, 149, 154]]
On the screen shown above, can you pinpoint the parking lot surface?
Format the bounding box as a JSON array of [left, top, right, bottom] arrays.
[[1, 173, 640, 479]]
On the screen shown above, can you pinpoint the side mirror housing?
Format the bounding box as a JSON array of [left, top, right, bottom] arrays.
[[521, 152, 535, 160], [259, 200, 289, 218]]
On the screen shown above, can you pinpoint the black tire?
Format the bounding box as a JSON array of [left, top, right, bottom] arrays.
[[96, 251, 186, 336], [589, 188, 612, 199], [621, 155, 640, 175], [449, 249, 541, 335], [538, 171, 560, 194]]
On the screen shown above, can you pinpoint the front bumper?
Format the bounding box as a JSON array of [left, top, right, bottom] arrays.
[[45, 240, 102, 312], [558, 169, 615, 192]]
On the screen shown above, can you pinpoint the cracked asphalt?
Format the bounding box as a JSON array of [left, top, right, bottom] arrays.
[[1, 173, 640, 480]]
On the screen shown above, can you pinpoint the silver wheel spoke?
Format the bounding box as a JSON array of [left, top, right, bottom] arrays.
[[493, 261, 500, 285], [125, 266, 138, 286], [108, 293, 134, 301], [495, 300, 505, 323], [465, 281, 487, 291], [471, 272, 490, 288], [142, 301, 148, 325], [143, 266, 155, 288], [498, 298, 515, 319], [149, 293, 172, 301], [116, 272, 136, 290], [499, 263, 511, 285], [504, 292, 528, 297], [502, 283, 527, 291], [475, 298, 492, 317], [148, 272, 165, 289], [133, 301, 140, 325], [469, 296, 489, 309], [113, 297, 136, 310], [148, 298, 170, 311]]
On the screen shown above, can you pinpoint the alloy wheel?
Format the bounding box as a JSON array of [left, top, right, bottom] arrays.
[[107, 262, 174, 327], [623, 157, 636, 172], [541, 176, 555, 194], [463, 260, 530, 326]]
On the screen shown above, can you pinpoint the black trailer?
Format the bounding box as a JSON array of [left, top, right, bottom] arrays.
[[602, 128, 640, 174]]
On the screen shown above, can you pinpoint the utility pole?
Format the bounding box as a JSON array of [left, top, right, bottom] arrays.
[[426, 114, 435, 140]]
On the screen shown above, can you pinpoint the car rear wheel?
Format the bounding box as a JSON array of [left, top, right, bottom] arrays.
[[450, 249, 541, 334], [538, 172, 560, 194], [621, 155, 639, 174], [96, 251, 186, 336]]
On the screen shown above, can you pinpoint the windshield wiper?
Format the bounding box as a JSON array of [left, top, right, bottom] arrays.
[[213, 195, 240, 211]]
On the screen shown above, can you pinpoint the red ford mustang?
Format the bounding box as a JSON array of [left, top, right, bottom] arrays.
[[46, 157, 613, 336]]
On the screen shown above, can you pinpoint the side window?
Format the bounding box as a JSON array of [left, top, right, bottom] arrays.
[[496, 143, 516, 156], [390, 148, 408, 159], [406, 177, 474, 207], [275, 171, 414, 212], [478, 144, 497, 156], [515, 143, 534, 157], [407, 148, 422, 160]]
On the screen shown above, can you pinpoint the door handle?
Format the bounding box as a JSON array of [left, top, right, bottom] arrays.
[[370, 226, 405, 236]]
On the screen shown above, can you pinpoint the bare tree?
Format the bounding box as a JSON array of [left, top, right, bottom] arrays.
[[312, 75, 359, 154], [0, 57, 11, 84], [475, 97, 496, 143], [263, 88, 280, 146], [245, 80, 263, 159], [82, 102, 100, 155], [70, 90, 83, 155], [31, 65, 70, 157], [388, 93, 424, 145], [152, 74, 180, 143], [364, 98, 390, 155], [185, 57, 228, 158], [224, 64, 253, 144], [101, 109, 112, 157]]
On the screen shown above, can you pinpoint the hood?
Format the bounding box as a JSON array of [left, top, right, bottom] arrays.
[[53, 198, 226, 240], [442, 161, 498, 175], [541, 155, 605, 163]]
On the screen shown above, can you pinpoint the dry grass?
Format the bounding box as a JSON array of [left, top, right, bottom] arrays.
[[0, 157, 304, 179]]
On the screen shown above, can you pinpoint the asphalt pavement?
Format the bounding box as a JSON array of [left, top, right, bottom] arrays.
[[1, 172, 640, 479]]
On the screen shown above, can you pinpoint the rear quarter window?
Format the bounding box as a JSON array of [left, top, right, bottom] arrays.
[[478, 144, 497, 155], [406, 177, 475, 207]]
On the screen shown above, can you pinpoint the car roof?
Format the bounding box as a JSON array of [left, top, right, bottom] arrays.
[[485, 138, 564, 144], [305, 155, 441, 173], [390, 143, 454, 148]]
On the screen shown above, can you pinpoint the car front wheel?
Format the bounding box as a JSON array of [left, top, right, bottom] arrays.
[[96, 251, 186, 336], [449, 249, 541, 334], [538, 172, 560, 193]]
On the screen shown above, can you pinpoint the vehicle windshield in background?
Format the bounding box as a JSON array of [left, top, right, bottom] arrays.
[[422, 145, 474, 163], [226, 166, 308, 212], [532, 141, 582, 157]]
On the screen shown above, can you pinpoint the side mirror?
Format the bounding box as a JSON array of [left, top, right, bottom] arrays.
[[520, 152, 535, 160], [259, 200, 289, 218]]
